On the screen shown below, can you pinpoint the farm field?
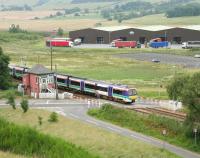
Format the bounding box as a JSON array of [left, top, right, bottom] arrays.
[[1, 31, 199, 99], [1, 12, 200, 31], [0, 108, 180, 158]]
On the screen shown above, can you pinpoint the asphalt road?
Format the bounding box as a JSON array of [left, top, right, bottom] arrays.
[[116, 53, 200, 68], [0, 99, 200, 158]]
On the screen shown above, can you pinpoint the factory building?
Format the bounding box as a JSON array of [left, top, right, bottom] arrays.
[[69, 25, 200, 44]]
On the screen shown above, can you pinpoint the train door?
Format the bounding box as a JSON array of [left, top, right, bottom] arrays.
[[108, 86, 113, 97], [81, 81, 85, 91]]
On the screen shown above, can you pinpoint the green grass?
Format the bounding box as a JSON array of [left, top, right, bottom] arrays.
[[0, 116, 98, 158], [124, 13, 200, 25], [88, 104, 200, 153], [0, 31, 199, 99], [0, 108, 180, 158]]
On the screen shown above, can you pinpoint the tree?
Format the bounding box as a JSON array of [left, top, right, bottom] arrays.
[[7, 92, 16, 109], [57, 27, 64, 36], [20, 98, 29, 113], [167, 73, 200, 134], [0, 47, 10, 90], [38, 116, 43, 126], [48, 112, 58, 122]]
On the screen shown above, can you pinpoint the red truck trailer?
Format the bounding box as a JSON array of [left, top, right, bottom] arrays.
[[112, 40, 137, 48], [46, 38, 73, 47]]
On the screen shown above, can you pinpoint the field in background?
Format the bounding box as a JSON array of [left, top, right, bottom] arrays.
[[0, 108, 179, 158], [1, 31, 198, 99], [0, 12, 200, 31]]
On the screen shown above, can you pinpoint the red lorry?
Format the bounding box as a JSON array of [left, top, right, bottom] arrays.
[[46, 38, 74, 47], [111, 40, 137, 48]]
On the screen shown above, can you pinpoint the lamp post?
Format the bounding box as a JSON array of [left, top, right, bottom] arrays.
[[50, 42, 53, 71], [193, 128, 198, 146], [55, 64, 58, 100]]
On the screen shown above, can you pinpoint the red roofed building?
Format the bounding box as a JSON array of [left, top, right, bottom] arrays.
[[23, 65, 55, 99]]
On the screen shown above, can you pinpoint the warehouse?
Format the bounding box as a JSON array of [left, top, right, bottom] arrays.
[[69, 25, 200, 44]]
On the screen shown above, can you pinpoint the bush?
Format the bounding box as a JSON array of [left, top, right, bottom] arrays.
[[48, 112, 58, 122], [38, 116, 43, 126], [0, 117, 98, 158], [20, 98, 29, 113], [6, 91, 16, 110]]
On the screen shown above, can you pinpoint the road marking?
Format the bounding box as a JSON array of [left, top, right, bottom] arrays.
[[86, 119, 99, 125], [69, 113, 80, 119], [130, 134, 151, 143], [107, 127, 121, 133], [46, 100, 49, 104]]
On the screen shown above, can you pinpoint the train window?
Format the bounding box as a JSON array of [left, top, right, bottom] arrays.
[[57, 78, 65, 83], [85, 83, 95, 89], [16, 70, 22, 74], [97, 86, 107, 92], [70, 80, 80, 86], [113, 89, 123, 95]]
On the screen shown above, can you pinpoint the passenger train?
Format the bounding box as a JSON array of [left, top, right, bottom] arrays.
[[9, 65, 137, 103]]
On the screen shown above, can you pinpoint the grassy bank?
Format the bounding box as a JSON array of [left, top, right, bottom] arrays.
[[0, 31, 199, 99], [88, 104, 200, 153], [0, 151, 27, 158], [0, 108, 179, 158], [0, 117, 98, 158]]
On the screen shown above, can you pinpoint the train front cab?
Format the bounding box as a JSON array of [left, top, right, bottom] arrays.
[[112, 87, 137, 103]]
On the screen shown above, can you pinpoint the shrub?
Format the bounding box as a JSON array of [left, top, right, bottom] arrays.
[[6, 92, 16, 109], [20, 98, 29, 113], [48, 112, 58, 122], [38, 116, 43, 126]]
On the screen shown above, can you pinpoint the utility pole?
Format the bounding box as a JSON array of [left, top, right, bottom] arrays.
[[50, 43, 53, 71], [55, 64, 58, 100]]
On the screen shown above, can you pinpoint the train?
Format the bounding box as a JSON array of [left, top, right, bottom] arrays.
[[9, 65, 138, 104]]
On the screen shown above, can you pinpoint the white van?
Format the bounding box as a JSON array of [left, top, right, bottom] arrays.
[[182, 41, 200, 49]]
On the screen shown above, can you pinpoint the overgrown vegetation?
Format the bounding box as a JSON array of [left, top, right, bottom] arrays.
[[0, 47, 10, 90], [48, 112, 58, 122], [0, 117, 98, 158], [88, 104, 200, 153], [167, 73, 200, 135], [20, 98, 29, 113]]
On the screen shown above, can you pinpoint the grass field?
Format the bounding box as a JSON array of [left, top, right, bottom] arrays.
[[88, 105, 200, 153], [1, 31, 199, 99], [0, 108, 180, 158]]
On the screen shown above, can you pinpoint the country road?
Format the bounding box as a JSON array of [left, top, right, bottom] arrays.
[[0, 99, 200, 158]]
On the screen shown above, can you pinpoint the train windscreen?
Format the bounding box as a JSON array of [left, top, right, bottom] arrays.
[[128, 89, 137, 96]]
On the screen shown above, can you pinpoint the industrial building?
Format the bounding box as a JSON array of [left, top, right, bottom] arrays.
[[69, 25, 200, 44]]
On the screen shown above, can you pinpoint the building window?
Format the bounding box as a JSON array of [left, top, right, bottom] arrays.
[[96, 37, 104, 44], [173, 37, 182, 44], [36, 77, 38, 84]]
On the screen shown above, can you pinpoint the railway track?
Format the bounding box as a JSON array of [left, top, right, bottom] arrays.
[[132, 107, 186, 121]]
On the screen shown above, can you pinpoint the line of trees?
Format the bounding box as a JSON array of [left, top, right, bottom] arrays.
[[166, 3, 200, 18]]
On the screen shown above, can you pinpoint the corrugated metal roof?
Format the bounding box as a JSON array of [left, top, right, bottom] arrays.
[[28, 64, 53, 75], [138, 25, 175, 31], [181, 25, 200, 31], [94, 26, 132, 32]]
